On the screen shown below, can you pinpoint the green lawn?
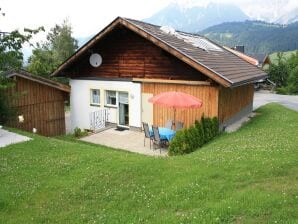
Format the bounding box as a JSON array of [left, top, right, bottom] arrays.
[[0, 104, 297, 223]]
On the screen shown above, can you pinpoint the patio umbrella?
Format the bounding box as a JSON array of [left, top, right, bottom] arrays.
[[148, 91, 203, 127]]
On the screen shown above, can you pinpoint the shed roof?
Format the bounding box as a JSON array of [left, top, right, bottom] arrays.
[[52, 17, 267, 88], [5, 70, 70, 93]]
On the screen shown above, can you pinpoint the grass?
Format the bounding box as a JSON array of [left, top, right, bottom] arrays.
[[0, 103, 297, 223]]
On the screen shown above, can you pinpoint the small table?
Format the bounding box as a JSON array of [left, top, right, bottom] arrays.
[[150, 127, 176, 141]]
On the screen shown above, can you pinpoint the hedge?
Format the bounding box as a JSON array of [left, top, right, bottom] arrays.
[[168, 116, 219, 156]]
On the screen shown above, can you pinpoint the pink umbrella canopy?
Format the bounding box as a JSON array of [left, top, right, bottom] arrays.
[[148, 91, 203, 108], [148, 91, 203, 128]]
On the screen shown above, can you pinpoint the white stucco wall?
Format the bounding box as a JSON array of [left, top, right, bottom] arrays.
[[69, 79, 141, 132]]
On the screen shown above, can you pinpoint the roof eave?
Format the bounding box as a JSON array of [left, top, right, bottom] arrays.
[[6, 70, 70, 92], [51, 17, 232, 87], [230, 74, 268, 88], [51, 17, 123, 77]]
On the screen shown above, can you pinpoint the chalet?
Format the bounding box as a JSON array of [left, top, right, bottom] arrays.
[[4, 70, 70, 136], [52, 17, 267, 132]]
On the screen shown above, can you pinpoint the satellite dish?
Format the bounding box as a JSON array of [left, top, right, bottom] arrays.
[[89, 53, 102, 67]]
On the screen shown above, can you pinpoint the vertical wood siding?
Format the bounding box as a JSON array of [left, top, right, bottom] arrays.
[[68, 26, 207, 81], [6, 77, 67, 136], [218, 84, 254, 123], [142, 83, 219, 128]]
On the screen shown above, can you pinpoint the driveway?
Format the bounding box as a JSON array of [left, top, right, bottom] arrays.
[[0, 129, 31, 148], [254, 91, 298, 111]]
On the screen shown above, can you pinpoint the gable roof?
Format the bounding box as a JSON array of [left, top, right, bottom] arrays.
[[249, 53, 271, 65], [5, 70, 70, 92], [52, 17, 267, 88]]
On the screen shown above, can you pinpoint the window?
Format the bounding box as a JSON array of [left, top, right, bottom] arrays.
[[90, 89, 100, 105], [105, 90, 117, 106]]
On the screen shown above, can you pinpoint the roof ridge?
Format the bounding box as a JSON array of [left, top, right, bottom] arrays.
[[52, 16, 267, 87], [123, 17, 204, 37], [123, 18, 227, 52]]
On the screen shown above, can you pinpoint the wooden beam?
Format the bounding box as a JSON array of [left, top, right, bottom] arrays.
[[133, 78, 211, 85]]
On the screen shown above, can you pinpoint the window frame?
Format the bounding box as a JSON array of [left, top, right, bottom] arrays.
[[90, 89, 101, 106], [105, 90, 117, 107]]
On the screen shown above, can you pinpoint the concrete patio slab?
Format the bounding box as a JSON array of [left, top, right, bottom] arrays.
[[81, 128, 167, 156], [0, 129, 32, 148]]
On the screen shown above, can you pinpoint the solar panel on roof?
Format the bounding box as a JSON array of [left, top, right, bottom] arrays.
[[159, 26, 223, 52], [176, 32, 223, 52]]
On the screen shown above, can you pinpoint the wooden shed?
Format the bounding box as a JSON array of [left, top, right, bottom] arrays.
[[52, 17, 267, 131], [5, 70, 70, 136]]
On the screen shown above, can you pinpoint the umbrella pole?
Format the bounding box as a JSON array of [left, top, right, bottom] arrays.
[[173, 108, 176, 130]]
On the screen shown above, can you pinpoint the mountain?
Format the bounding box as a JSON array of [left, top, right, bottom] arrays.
[[144, 2, 249, 33], [276, 7, 298, 24], [239, 0, 298, 24], [200, 20, 298, 54]]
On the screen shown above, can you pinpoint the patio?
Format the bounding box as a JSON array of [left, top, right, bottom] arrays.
[[81, 128, 168, 156]]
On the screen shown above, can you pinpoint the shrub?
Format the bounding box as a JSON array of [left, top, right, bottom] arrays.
[[73, 127, 87, 138], [276, 87, 289, 95], [0, 75, 17, 124], [169, 116, 219, 156], [194, 120, 204, 147], [287, 65, 298, 94]]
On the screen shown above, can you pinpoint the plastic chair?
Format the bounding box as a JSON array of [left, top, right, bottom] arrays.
[[142, 122, 153, 149], [176, 121, 184, 131], [165, 119, 173, 129], [152, 125, 167, 153]]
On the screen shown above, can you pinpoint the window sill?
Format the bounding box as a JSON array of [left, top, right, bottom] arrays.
[[90, 104, 101, 107], [104, 105, 117, 108]]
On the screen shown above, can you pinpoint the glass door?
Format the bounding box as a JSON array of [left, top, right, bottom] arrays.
[[118, 92, 129, 126]]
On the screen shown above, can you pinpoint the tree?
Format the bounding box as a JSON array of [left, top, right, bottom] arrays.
[[27, 20, 78, 78], [268, 52, 289, 87], [287, 51, 298, 71], [0, 29, 43, 72], [287, 65, 298, 94], [0, 9, 43, 123], [0, 75, 15, 123], [286, 52, 298, 94]]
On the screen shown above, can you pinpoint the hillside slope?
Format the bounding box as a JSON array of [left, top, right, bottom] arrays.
[[200, 21, 298, 54], [1, 104, 298, 223]]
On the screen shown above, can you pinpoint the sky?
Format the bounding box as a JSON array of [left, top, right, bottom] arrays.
[[1, 0, 298, 61], [0, 0, 173, 38], [1, 0, 298, 39]]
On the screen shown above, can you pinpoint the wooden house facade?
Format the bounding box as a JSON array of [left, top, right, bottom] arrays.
[[5, 70, 70, 136], [52, 17, 266, 131]]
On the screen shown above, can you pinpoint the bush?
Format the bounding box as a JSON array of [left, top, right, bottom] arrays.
[[168, 130, 188, 156], [287, 65, 298, 94], [169, 116, 219, 156], [73, 127, 87, 138], [0, 75, 17, 124]]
